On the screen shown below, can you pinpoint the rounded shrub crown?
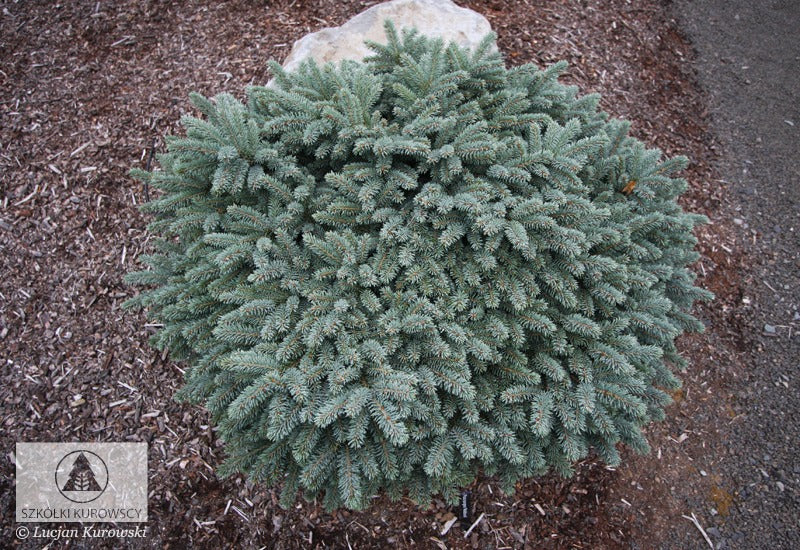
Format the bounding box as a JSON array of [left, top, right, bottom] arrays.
[[127, 23, 711, 510]]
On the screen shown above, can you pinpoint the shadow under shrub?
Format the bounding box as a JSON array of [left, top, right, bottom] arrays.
[[125, 23, 712, 510]]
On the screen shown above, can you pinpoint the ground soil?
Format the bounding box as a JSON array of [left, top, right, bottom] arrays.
[[0, 0, 793, 548], [664, 2, 800, 548]]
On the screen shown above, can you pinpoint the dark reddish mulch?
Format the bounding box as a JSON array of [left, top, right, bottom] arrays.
[[0, 1, 744, 548]]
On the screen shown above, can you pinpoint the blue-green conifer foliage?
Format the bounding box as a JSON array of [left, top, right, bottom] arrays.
[[126, 23, 711, 510]]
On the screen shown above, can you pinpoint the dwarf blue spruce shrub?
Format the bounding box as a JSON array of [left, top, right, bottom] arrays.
[[126, 23, 711, 510]]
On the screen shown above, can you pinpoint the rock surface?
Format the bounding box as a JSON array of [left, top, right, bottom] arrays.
[[280, 0, 493, 73]]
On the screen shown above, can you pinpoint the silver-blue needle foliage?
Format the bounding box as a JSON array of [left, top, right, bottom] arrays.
[[126, 23, 712, 510]]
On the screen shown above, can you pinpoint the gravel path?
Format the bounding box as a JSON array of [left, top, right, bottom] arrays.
[[673, 2, 800, 548]]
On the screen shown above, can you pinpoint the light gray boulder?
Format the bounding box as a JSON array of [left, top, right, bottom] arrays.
[[279, 0, 494, 73]]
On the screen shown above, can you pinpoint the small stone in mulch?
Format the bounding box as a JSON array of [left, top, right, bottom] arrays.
[[764, 323, 777, 334]]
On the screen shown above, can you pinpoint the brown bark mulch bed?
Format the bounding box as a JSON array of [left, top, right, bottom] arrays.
[[0, 1, 745, 548]]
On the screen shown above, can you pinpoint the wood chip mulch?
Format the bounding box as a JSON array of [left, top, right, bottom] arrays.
[[0, 1, 746, 548]]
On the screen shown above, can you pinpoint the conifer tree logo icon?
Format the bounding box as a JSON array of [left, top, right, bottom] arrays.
[[62, 453, 101, 491], [55, 450, 108, 503]]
